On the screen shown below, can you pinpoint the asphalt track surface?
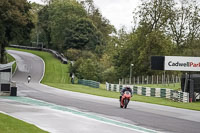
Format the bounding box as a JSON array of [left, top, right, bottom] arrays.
[[2, 50, 200, 133]]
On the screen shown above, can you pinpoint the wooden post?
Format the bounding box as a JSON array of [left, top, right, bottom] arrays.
[[172, 75, 175, 87], [157, 75, 158, 84], [167, 75, 169, 86], [142, 76, 144, 84], [164, 71, 166, 85]]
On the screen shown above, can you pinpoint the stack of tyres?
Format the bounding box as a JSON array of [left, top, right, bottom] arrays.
[[133, 86, 137, 94], [142, 87, 146, 96], [160, 89, 166, 98], [151, 88, 156, 97], [10, 87, 17, 96]]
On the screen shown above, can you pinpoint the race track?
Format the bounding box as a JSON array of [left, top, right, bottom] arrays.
[[1, 50, 200, 133]]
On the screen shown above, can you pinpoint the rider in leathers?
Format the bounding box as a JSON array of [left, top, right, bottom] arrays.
[[119, 86, 133, 101]]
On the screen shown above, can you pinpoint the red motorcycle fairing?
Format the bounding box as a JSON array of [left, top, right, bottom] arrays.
[[120, 91, 131, 108]]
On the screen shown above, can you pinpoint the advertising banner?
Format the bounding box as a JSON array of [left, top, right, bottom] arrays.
[[165, 56, 200, 71]]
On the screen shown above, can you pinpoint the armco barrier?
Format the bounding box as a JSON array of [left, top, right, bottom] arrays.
[[9, 45, 68, 64], [78, 79, 100, 88], [106, 83, 189, 102]]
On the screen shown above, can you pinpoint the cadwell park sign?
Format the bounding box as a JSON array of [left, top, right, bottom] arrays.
[[151, 56, 200, 102], [165, 56, 200, 71]]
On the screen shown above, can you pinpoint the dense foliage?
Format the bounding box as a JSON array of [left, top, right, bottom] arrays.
[[0, 0, 34, 63], [2, 0, 200, 83], [35, 0, 116, 82], [36, 0, 114, 53], [107, 0, 200, 81]]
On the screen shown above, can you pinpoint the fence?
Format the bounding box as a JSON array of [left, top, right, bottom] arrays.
[[106, 83, 189, 102], [78, 79, 100, 88], [119, 74, 181, 85], [9, 45, 68, 64]]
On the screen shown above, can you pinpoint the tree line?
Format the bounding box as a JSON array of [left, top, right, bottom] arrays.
[[0, 0, 34, 63], [1, 0, 200, 83]]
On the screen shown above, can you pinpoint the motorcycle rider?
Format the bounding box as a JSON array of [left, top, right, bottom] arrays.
[[119, 86, 133, 101], [27, 75, 31, 83]]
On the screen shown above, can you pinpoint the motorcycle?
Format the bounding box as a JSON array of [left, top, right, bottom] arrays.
[[120, 91, 131, 109], [27, 75, 31, 83]]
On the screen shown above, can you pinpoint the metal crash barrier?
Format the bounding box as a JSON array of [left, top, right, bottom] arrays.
[[9, 45, 68, 64], [78, 79, 100, 88]]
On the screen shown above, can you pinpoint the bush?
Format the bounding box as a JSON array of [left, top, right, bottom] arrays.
[[76, 58, 101, 81], [64, 48, 81, 61], [102, 66, 118, 83]]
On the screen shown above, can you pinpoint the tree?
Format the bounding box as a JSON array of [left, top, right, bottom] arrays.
[[64, 48, 81, 61], [64, 18, 103, 50], [47, 0, 87, 51], [77, 58, 101, 81], [168, 0, 200, 52], [37, 0, 87, 51], [70, 51, 102, 81], [136, 28, 173, 74], [111, 28, 135, 78], [29, 2, 44, 47], [81, 0, 115, 44], [0, 0, 34, 63], [183, 38, 200, 56], [134, 0, 175, 32], [38, 6, 51, 48], [111, 0, 176, 78]]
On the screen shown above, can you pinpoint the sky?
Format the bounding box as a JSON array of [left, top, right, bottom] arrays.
[[92, 0, 141, 31], [28, 0, 141, 31]]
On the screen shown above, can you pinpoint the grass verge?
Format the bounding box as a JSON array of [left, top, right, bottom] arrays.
[[6, 53, 16, 73], [7, 47, 200, 111], [7, 48, 70, 84], [136, 83, 181, 90], [0, 113, 48, 133]]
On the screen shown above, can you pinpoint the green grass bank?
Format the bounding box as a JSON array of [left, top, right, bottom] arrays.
[[0, 113, 48, 133], [6, 53, 16, 73], [7, 48, 70, 84]]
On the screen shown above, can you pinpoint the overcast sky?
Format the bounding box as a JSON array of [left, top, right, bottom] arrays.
[[92, 0, 141, 31], [29, 0, 141, 31]]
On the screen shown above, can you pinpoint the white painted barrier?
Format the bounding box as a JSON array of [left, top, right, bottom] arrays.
[[106, 83, 189, 102]]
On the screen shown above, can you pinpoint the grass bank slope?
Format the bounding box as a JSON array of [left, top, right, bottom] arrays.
[[7, 48, 70, 84], [0, 113, 47, 133]]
